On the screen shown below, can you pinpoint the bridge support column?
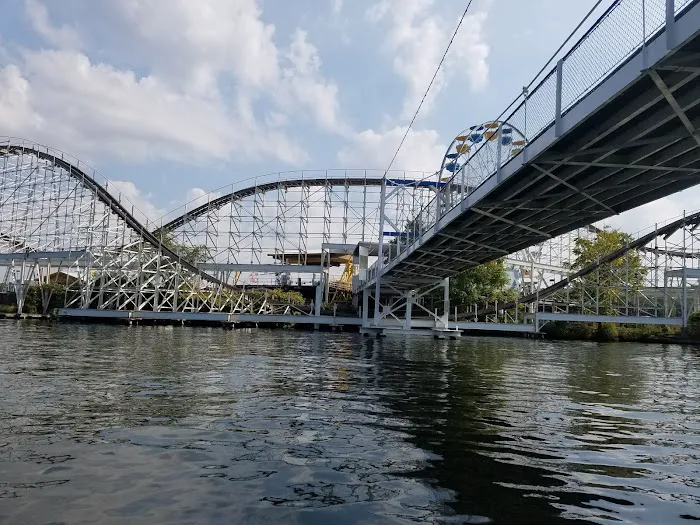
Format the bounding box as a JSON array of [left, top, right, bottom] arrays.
[[404, 291, 413, 330], [11, 260, 37, 316], [314, 274, 323, 329], [682, 266, 688, 329], [13, 263, 26, 315], [373, 177, 387, 327], [441, 277, 450, 329], [361, 287, 369, 327], [682, 209, 688, 329]]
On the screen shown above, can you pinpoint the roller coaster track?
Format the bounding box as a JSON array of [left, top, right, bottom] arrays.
[[160, 176, 446, 231], [0, 142, 232, 289], [478, 209, 700, 316]]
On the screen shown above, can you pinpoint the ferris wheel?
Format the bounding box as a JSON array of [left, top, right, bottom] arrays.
[[438, 121, 527, 187]]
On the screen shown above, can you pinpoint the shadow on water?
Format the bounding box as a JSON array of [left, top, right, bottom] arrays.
[[360, 336, 700, 523], [363, 337, 593, 524], [0, 324, 699, 524]]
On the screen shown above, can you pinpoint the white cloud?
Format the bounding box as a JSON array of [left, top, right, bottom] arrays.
[[0, 64, 44, 134], [25, 0, 82, 50], [599, 187, 700, 236], [182, 187, 223, 211], [0, 50, 306, 164], [107, 0, 279, 96], [452, 11, 490, 92], [338, 126, 445, 172], [109, 180, 165, 227], [106, 0, 345, 131], [108, 183, 225, 228], [5, 0, 345, 165], [367, 0, 490, 120], [280, 29, 347, 134]]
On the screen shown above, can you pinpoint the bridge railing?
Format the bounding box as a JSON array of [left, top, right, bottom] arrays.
[[379, 0, 695, 273]]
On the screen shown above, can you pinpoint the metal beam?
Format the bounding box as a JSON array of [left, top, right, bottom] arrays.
[[0, 250, 89, 266], [198, 263, 323, 273], [321, 243, 357, 253], [471, 208, 551, 238], [418, 249, 478, 265], [531, 164, 616, 213], [542, 134, 690, 161], [649, 68, 700, 148], [436, 231, 509, 254], [503, 258, 568, 274], [531, 312, 683, 326], [539, 160, 700, 173]]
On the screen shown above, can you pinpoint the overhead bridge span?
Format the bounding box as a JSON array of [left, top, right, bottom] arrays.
[[366, 0, 700, 302]]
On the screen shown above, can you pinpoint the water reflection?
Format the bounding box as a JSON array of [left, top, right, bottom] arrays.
[[0, 324, 699, 524]]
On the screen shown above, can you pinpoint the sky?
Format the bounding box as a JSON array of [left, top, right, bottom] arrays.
[[1, 0, 698, 237]]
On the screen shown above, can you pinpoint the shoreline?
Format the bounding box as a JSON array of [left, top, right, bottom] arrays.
[[3, 314, 699, 345]]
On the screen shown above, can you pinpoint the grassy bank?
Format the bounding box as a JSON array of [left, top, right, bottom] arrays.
[[541, 312, 700, 343], [541, 321, 684, 342]]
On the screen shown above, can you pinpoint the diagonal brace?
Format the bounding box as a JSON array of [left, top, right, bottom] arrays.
[[531, 164, 616, 214], [471, 208, 551, 238], [649, 69, 700, 149]]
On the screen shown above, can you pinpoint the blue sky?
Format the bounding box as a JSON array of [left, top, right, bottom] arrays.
[[1, 0, 697, 232]]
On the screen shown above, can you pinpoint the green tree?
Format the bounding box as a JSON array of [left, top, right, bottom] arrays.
[[568, 227, 646, 315], [449, 258, 515, 308], [153, 229, 209, 264]]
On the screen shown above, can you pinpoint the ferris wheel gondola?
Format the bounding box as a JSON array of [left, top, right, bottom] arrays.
[[438, 121, 527, 185]]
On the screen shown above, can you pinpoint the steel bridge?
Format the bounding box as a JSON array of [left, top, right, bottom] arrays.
[[355, 0, 700, 332], [2, 0, 700, 336]]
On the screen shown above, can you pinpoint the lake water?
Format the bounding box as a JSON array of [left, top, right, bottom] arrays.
[[0, 323, 699, 524]]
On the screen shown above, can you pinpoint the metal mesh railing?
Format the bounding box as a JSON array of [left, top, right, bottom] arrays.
[[562, 1, 645, 109], [376, 0, 695, 275]]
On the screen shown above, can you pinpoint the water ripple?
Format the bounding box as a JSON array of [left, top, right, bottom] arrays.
[[0, 323, 698, 523]]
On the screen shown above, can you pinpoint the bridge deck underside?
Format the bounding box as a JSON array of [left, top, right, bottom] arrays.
[[383, 28, 700, 290]]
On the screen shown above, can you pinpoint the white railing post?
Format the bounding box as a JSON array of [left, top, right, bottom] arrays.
[[496, 122, 504, 184], [555, 59, 564, 137], [666, 0, 676, 50], [522, 87, 529, 163], [642, 0, 648, 69]]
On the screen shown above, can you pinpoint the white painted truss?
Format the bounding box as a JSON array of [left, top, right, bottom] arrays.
[[0, 139, 282, 315]]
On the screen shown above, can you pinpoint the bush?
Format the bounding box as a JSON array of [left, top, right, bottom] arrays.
[[687, 312, 700, 339], [23, 283, 69, 314], [568, 322, 596, 340], [269, 288, 305, 305], [543, 320, 680, 342], [541, 321, 595, 340], [245, 288, 306, 306], [0, 284, 71, 314], [0, 304, 17, 314], [617, 324, 679, 341], [595, 322, 618, 342]]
